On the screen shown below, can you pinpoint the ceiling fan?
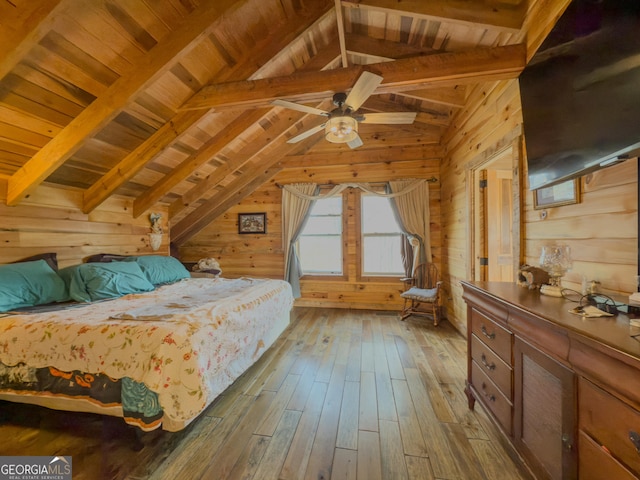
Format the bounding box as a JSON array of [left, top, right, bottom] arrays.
[[273, 71, 417, 149]]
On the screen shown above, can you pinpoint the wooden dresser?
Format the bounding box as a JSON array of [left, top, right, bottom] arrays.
[[461, 281, 640, 480]]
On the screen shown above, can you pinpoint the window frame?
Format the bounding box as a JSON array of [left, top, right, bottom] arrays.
[[297, 193, 348, 281], [356, 190, 405, 282]]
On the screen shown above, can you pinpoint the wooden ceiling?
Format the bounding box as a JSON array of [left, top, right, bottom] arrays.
[[0, 0, 544, 244]]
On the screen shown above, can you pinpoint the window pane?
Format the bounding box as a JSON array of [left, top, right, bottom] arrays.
[[310, 197, 342, 215], [363, 236, 405, 275], [299, 197, 343, 275], [299, 236, 342, 274], [302, 216, 342, 235], [361, 195, 404, 276], [362, 196, 402, 234]]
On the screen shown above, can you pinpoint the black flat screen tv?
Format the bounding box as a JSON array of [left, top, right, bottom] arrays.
[[519, 0, 640, 190]]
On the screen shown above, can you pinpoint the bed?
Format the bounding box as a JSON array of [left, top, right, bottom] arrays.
[[0, 255, 293, 432]]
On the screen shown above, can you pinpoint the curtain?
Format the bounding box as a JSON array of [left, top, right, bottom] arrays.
[[282, 178, 431, 285], [400, 235, 412, 278], [387, 179, 431, 275], [282, 183, 319, 298]]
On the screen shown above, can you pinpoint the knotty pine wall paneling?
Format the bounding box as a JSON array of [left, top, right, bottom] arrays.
[[179, 184, 283, 279], [524, 159, 637, 295], [0, 181, 169, 267], [441, 78, 522, 333]]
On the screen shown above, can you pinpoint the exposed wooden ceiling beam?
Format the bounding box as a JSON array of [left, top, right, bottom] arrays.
[[341, 0, 525, 31], [395, 86, 467, 108], [169, 99, 332, 219], [82, 110, 207, 214], [171, 165, 284, 246], [84, 1, 334, 215], [164, 40, 341, 221], [132, 109, 267, 218], [276, 158, 439, 185], [0, 0, 65, 80], [165, 40, 496, 227], [344, 33, 435, 60], [517, 0, 572, 61], [166, 106, 286, 216], [180, 44, 526, 111], [170, 104, 332, 244], [5, 0, 241, 207], [300, 128, 442, 153], [299, 41, 342, 72], [361, 97, 451, 127], [366, 123, 443, 139], [334, 0, 349, 67], [283, 145, 444, 167]]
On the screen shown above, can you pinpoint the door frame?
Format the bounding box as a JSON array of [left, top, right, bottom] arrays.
[[466, 132, 524, 282]]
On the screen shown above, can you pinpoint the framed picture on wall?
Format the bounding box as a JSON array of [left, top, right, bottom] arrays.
[[238, 212, 266, 234], [533, 179, 580, 209]]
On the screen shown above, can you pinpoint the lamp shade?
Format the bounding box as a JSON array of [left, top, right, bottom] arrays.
[[325, 116, 358, 143]]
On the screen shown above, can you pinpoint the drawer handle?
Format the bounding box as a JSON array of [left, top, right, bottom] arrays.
[[481, 353, 496, 371], [480, 383, 496, 402], [630, 431, 640, 454], [481, 325, 496, 340]]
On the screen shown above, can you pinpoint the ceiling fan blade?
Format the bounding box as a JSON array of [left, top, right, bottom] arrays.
[[286, 124, 325, 143], [272, 99, 329, 116], [359, 112, 417, 124], [345, 71, 383, 111], [347, 134, 363, 149]]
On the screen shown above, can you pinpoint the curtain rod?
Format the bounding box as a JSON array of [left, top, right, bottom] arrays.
[[275, 177, 438, 189]]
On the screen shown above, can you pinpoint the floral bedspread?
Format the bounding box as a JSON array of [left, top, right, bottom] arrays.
[[0, 277, 293, 430]]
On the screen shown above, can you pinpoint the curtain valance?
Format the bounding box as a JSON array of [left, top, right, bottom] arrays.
[[281, 179, 426, 200]]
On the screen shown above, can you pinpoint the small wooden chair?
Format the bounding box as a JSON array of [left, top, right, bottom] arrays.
[[400, 262, 442, 326]]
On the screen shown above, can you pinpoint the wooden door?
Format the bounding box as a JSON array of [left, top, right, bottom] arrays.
[[514, 337, 577, 480], [486, 169, 514, 282], [466, 138, 523, 284]]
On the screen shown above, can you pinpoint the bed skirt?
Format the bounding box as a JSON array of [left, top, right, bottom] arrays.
[[0, 363, 164, 431]]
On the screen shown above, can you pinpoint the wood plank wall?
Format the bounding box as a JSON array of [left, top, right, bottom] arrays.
[[441, 77, 638, 334], [0, 179, 169, 268], [178, 185, 284, 279], [525, 160, 637, 294], [179, 157, 442, 310]]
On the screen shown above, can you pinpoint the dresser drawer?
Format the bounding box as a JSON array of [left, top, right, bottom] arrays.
[[579, 431, 637, 480], [472, 361, 513, 436], [470, 308, 512, 363], [579, 378, 640, 476], [471, 334, 512, 396]]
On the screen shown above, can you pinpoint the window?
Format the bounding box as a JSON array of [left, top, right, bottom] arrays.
[[298, 196, 343, 275], [297, 192, 405, 278], [361, 195, 404, 276]]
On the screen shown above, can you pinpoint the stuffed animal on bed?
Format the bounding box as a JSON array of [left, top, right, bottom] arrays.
[[192, 257, 222, 276], [517, 264, 550, 290]]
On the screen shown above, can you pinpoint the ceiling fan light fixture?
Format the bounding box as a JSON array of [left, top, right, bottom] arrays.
[[325, 116, 358, 143]]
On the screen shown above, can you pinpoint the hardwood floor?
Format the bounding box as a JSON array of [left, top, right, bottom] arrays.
[[0, 308, 531, 479]]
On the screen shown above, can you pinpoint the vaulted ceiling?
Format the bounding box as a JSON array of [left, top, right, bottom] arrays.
[[0, 0, 560, 244]]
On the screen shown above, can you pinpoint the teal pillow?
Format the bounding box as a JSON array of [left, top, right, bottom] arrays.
[[127, 255, 190, 285], [57, 264, 86, 300], [0, 260, 68, 312], [13, 252, 58, 271], [59, 262, 155, 302]]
